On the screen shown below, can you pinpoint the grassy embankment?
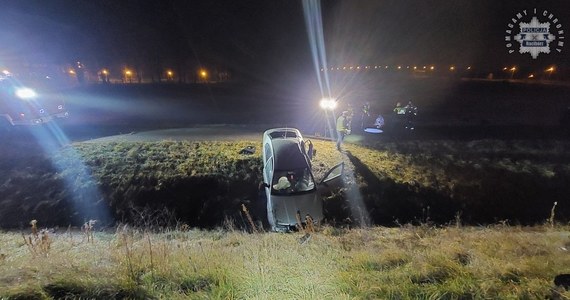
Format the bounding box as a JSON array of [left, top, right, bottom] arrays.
[[1, 137, 570, 298], [2, 138, 568, 227]]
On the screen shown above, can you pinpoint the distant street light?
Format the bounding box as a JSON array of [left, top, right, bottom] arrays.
[[125, 69, 132, 83], [166, 70, 173, 81], [101, 69, 109, 83], [546, 66, 555, 79], [510, 67, 516, 79], [199, 69, 208, 82]]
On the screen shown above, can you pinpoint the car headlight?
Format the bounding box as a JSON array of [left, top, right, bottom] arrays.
[[15, 88, 37, 99]]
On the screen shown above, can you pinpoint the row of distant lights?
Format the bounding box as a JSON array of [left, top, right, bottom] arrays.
[[502, 66, 556, 79], [70, 68, 208, 78], [68, 62, 208, 78], [321, 65, 557, 76], [320, 65, 469, 72]]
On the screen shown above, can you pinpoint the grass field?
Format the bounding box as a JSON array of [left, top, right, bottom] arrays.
[[1, 132, 570, 298], [1, 224, 570, 299], [1, 134, 569, 228]]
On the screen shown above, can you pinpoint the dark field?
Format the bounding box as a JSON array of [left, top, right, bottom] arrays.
[[1, 78, 570, 229], [54, 77, 570, 140]]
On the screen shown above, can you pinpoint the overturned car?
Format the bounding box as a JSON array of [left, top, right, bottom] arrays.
[[262, 128, 343, 232]]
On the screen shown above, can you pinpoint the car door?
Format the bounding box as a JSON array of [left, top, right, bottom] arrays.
[[318, 162, 344, 195]]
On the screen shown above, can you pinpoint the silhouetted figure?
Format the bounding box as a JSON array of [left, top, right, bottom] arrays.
[[360, 102, 370, 129], [336, 111, 350, 151], [404, 101, 418, 130]]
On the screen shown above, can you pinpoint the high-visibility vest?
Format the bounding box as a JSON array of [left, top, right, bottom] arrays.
[[336, 116, 347, 132]]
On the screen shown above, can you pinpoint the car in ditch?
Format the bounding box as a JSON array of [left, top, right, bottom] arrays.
[[0, 72, 69, 126], [262, 127, 344, 232]]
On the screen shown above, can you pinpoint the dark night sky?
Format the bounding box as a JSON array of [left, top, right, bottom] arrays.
[[0, 0, 569, 80]]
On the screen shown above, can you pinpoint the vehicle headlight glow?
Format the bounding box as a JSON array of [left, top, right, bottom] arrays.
[[319, 98, 337, 110], [15, 88, 37, 99]]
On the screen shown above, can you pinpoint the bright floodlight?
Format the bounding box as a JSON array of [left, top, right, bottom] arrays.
[[15, 88, 37, 99], [319, 98, 337, 110]]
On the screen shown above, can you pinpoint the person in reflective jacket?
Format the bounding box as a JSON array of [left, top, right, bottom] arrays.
[[336, 111, 350, 151]]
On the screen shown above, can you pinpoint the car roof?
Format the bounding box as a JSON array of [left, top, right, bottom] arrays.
[[272, 138, 308, 170]]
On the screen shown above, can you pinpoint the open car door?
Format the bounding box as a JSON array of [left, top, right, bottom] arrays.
[[318, 162, 344, 195]]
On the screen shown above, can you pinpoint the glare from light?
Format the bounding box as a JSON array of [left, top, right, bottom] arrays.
[[125, 70, 132, 76], [430, 66, 435, 70], [101, 69, 108, 75], [510, 67, 516, 71], [546, 67, 555, 72], [528, 74, 534, 78], [69, 69, 76, 75], [2, 70, 10, 75], [467, 66, 472, 70], [200, 70, 207, 78], [450, 66, 455, 71], [319, 98, 337, 110], [16, 88, 37, 99]]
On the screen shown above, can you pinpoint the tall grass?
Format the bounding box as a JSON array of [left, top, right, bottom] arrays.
[[1, 225, 569, 299]]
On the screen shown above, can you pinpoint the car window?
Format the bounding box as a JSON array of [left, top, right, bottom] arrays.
[[264, 143, 272, 162], [265, 159, 273, 183], [269, 131, 298, 139], [271, 167, 315, 195], [322, 163, 344, 184]]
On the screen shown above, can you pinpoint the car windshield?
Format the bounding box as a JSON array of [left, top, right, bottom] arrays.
[[271, 167, 315, 195]]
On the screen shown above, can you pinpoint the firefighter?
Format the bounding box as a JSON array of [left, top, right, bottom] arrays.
[[393, 102, 406, 130]]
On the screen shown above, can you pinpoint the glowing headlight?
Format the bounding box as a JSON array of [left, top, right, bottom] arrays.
[[319, 98, 337, 110], [15, 88, 37, 99]]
